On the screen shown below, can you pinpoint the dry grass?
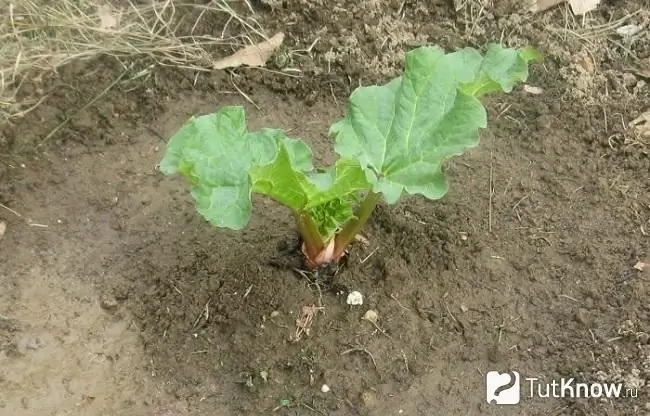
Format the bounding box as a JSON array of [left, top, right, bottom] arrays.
[[0, 0, 269, 124], [547, 6, 647, 61]]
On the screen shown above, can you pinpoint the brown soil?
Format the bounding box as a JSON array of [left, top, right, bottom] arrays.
[[1, 1, 649, 415]]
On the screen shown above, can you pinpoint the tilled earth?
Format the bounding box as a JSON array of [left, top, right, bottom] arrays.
[[1, 1, 649, 415]]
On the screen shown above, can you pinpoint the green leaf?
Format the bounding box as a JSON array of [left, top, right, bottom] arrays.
[[459, 44, 542, 97], [250, 143, 369, 239], [306, 195, 358, 239], [160, 107, 277, 229], [249, 139, 316, 212], [160, 106, 370, 234], [331, 44, 539, 204]]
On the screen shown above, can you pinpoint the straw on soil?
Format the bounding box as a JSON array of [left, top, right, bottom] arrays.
[[0, 0, 268, 124]]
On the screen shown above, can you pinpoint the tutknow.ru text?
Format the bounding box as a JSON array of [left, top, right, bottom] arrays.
[[525, 377, 638, 399]]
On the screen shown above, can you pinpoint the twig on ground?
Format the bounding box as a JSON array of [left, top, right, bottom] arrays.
[[341, 346, 378, 371], [0, 202, 23, 218], [390, 293, 411, 314], [0, 202, 48, 227], [230, 72, 260, 110]]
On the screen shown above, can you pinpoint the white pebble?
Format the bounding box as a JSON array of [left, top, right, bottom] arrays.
[[346, 291, 363, 306], [321, 384, 330, 393]]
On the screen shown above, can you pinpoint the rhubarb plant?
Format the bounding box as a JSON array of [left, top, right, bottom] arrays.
[[160, 43, 540, 269]]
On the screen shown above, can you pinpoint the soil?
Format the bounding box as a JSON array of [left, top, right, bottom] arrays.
[[1, 1, 650, 415]]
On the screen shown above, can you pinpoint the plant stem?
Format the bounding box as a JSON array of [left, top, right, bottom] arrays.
[[333, 191, 381, 260], [294, 211, 325, 260]]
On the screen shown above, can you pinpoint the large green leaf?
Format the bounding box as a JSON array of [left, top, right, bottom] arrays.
[[160, 106, 369, 234], [331, 43, 539, 204]]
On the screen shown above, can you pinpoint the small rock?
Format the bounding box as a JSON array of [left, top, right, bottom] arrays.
[[360, 390, 377, 407], [575, 53, 594, 73], [321, 384, 330, 393], [24, 337, 45, 350], [523, 84, 543, 94], [100, 294, 119, 312], [362, 309, 378, 324], [17, 335, 47, 353], [574, 308, 590, 326], [346, 291, 363, 306], [623, 73, 637, 88], [112, 286, 130, 301], [638, 333, 650, 344], [487, 346, 502, 363], [616, 24, 643, 37], [108, 216, 123, 231]]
